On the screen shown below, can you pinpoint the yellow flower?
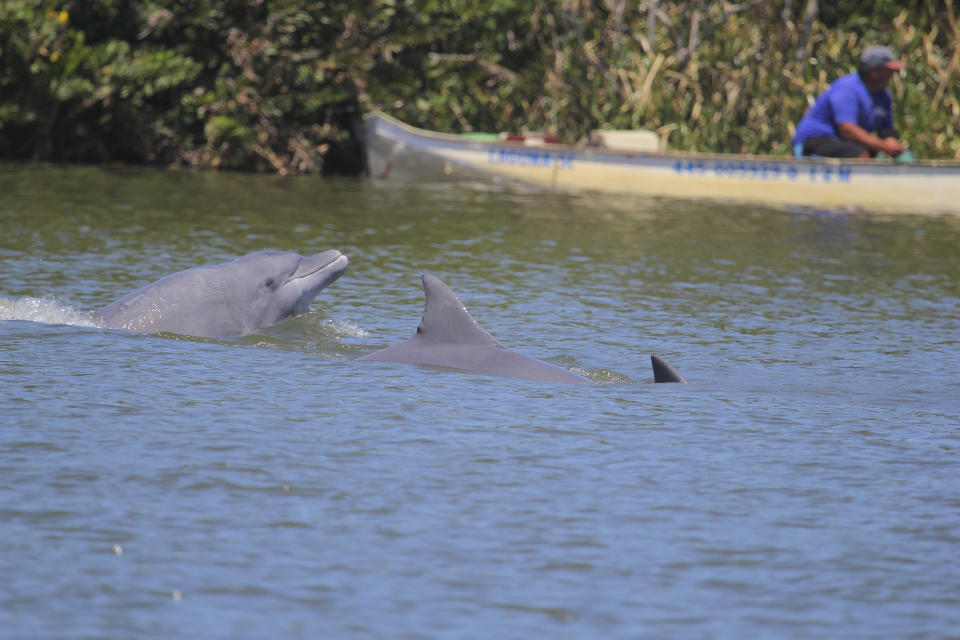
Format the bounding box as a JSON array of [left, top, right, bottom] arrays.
[[50, 51, 60, 62], [57, 10, 69, 25]]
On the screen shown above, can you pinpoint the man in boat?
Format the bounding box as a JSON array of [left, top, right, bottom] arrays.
[[793, 45, 907, 159]]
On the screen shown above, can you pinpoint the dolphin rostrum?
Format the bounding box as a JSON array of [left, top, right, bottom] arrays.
[[95, 250, 348, 338], [360, 274, 685, 384]]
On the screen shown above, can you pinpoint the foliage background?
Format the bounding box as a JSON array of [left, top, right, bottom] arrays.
[[1, 0, 957, 173]]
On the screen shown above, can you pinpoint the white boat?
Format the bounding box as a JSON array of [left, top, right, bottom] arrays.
[[363, 111, 960, 215]]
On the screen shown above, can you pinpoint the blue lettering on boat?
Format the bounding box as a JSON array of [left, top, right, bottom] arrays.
[[489, 149, 574, 169], [674, 160, 852, 182]]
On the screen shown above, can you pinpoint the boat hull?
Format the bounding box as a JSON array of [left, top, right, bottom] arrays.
[[364, 112, 960, 215]]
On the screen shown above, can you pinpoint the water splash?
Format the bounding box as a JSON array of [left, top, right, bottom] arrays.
[[0, 296, 103, 329], [320, 318, 368, 339]]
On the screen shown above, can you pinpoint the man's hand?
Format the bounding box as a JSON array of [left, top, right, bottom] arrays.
[[837, 122, 907, 157], [878, 136, 906, 157]]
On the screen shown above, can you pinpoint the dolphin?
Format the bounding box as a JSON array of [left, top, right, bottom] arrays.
[[94, 250, 348, 338], [360, 274, 686, 384]]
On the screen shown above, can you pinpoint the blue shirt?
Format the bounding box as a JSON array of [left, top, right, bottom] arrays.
[[793, 72, 895, 145]]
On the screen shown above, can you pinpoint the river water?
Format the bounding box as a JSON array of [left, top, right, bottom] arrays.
[[2, 162, 958, 638]]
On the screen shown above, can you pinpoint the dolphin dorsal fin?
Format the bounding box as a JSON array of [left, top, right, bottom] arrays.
[[651, 355, 687, 383], [417, 274, 503, 347]]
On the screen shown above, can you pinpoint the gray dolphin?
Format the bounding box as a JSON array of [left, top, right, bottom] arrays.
[[95, 250, 348, 338], [360, 274, 686, 384]]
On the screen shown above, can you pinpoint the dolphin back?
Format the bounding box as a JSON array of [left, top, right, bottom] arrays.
[[361, 274, 589, 384], [95, 267, 240, 336]]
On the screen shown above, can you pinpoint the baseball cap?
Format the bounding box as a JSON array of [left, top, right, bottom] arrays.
[[860, 45, 905, 70]]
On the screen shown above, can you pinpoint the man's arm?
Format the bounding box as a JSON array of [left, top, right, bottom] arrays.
[[837, 122, 905, 156]]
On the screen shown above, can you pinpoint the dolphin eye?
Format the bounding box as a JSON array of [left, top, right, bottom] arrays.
[[264, 278, 275, 288]]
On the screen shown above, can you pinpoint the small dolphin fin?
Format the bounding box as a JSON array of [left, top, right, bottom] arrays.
[[651, 355, 687, 383], [417, 274, 503, 347]]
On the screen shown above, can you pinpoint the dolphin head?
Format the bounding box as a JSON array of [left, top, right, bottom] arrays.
[[230, 250, 349, 328]]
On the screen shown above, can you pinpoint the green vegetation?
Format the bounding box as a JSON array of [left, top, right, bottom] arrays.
[[1, 1, 957, 173]]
